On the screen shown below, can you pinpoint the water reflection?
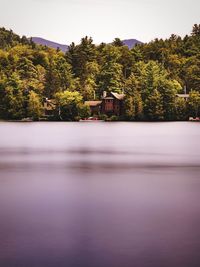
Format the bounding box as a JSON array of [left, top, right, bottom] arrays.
[[0, 122, 200, 267]]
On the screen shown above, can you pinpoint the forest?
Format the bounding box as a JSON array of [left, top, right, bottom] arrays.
[[0, 24, 200, 121]]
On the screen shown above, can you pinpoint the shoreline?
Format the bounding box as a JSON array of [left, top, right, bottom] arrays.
[[0, 120, 196, 123]]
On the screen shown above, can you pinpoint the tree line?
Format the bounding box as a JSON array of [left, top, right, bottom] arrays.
[[0, 25, 200, 121]]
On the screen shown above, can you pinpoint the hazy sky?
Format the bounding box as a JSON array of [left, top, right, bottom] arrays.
[[0, 0, 199, 44]]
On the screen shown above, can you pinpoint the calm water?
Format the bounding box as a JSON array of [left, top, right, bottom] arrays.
[[0, 122, 200, 267]]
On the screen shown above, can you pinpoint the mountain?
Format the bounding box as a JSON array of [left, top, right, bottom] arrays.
[[31, 37, 142, 52], [122, 39, 143, 49], [31, 37, 68, 52]]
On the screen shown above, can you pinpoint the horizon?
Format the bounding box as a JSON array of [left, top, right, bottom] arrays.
[[0, 25, 198, 47], [0, 0, 200, 45], [30, 36, 142, 46]]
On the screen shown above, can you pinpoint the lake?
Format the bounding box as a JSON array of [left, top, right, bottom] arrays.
[[0, 122, 200, 267]]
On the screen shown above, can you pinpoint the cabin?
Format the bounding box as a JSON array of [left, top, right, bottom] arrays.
[[101, 91, 125, 115], [84, 91, 125, 116], [85, 101, 102, 115], [43, 98, 56, 116]]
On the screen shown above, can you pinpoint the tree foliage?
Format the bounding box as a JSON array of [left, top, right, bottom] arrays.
[[0, 25, 200, 120], [55, 90, 83, 121]]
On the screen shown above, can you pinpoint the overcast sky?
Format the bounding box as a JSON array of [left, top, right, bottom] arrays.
[[0, 0, 199, 45]]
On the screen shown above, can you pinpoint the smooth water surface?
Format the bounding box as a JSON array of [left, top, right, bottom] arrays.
[[0, 122, 200, 267]]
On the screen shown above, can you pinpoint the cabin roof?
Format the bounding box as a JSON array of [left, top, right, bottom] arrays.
[[85, 101, 102, 107], [111, 92, 125, 100], [176, 94, 189, 98], [103, 97, 114, 100]]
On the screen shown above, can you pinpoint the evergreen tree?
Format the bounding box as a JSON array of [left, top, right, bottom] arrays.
[[144, 90, 164, 120], [27, 91, 43, 120], [2, 73, 25, 119], [175, 97, 187, 120], [112, 38, 124, 47], [188, 90, 200, 117], [97, 61, 123, 94], [124, 74, 143, 119], [192, 24, 200, 36]]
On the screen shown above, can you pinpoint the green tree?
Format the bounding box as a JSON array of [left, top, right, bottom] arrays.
[[144, 89, 164, 120], [157, 79, 180, 120], [79, 61, 99, 100], [112, 38, 124, 47], [192, 24, 200, 36], [17, 57, 37, 80], [66, 36, 96, 81], [45, 52, 75, 97], [188, 90, 200, 117], [118, 46, 134, 79], [124, 74, 143, 119], [97, 61, 123, 94], [124, 95, 135, 120], [133, 61, 180, 120], [180, 55, 200, 92], [0, 50, 9, 72], [175, 97, 187, 120], [55, 90, 83, 121], [2, 73, 25, 119], [27, 91, 43, 120], [78, 103, 91, 119]]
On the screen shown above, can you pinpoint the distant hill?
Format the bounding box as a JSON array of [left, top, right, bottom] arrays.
[[31, 37, 68, 52], [122, 39, 143, 49], [31, 37, 142, 52]]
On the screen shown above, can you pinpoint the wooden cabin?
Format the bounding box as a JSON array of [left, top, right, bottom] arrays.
[[85, 101, 102, 115], [43, 98, 56, 116], [101, 92, 125, 115]]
